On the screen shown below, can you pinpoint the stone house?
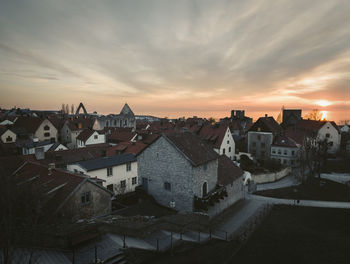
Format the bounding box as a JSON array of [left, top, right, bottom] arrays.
[[247, 115, 282, 160], [138, 132, 243, 215], [9, 159, 112, 220], [67, 154, 138, 195]]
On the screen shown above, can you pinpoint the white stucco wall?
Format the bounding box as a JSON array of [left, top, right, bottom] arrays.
[[1, 129, 17, 143], [271, 146, 299, 167], [67, 161, 138, 194], [34, 119, 58, 142], [77, 131, 106, 148], [218, 127, 236, 160], [317, 122, 341, 154]]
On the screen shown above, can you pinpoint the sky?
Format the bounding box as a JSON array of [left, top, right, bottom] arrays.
[[0, 0, 350, 122]]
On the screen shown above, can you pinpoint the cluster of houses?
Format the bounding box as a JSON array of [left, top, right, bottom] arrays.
[[0, 104, 347, 221]]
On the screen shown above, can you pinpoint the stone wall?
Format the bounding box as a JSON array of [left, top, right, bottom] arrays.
[[252, 167, 291, 184], [207, 178, 243, 218], [137, 136, 195, 212]]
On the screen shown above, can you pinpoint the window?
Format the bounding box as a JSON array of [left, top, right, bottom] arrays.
[[107, 167, 113, 176], [329, 142, 333, 146], [164, 182, 171, 191], [284, 150, 288, 155], [272, 149, 276, 154], [292, 151, 295, 156], [81, 191, 91, 205], [229, 147, 231, 152], [120, 180, 126, 188], [278, 149, 281, 154], [261, 142, 265, 148], [107, 184, 114, 192], [257, 135, 261, 140], [94, 135, 98, 139], [44, 132, 50, 137], [202, 182, 208, 197], [126, 162, 131, 171], [114, 120, 117, 126], [252, 142, 256, 148], [44, 125, 50, 131], [326, 133, 330, 138], [6, 136, 12, 142], [223, 148, 225, 154], [132, 177, 137, 185], [203, 163, 208, 170], [227, 140, 229, 144]]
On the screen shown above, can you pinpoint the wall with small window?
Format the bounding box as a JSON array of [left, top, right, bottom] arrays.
[[317, 122, 341, 154], [1, 129, 17, 144], [217, 127, 236, 160], [35, 119, 58, 142]]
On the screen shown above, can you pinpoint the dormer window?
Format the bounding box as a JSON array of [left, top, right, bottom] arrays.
[[6, 136, 12, 142], [44, 125, 50, 131]]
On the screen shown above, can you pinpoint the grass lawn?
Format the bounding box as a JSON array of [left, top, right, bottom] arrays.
[[232, 205, 350, 264], [255, 178, 350, 202]]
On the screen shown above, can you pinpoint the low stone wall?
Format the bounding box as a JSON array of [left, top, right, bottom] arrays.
[[252, 167, 291, 184], [207, 179, 244, 218]]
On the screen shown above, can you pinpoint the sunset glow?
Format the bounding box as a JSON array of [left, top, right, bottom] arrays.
[[321, 110, 328, 121], [0, 1, 350, 122], [316, 100, 332, 107]]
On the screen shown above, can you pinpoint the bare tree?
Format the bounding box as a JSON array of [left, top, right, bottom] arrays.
[[71, 104, 75, 115], [65, 104, 69, 115], [299, 136, 329, 183], [208, 117, 216, 124], [305, 109, 323, 121], [61, 103, 66, 114]]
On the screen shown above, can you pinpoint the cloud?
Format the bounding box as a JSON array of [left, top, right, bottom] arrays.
[[0, 0, 350, 121]]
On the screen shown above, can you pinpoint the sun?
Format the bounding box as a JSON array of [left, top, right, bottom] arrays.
[[320, 110, 327, 121], [316, 100, 332, 107]]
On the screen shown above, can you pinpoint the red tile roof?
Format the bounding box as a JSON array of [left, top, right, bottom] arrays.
[[106, 141, 148, 156], [198, 124, 228, 149], [272, 135, 299, 148], [108, 131, 136, 144], [76, 129, 95, 142]]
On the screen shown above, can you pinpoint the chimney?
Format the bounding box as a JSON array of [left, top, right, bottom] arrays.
[[48, 163, 55, 176], [265, 114, 268, 117], [34, 147, 45, 160]]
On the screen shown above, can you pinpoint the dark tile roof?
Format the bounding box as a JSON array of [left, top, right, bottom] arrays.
[[164, 132, 218, 167], [272, 135, 299, 148], [295, 119, 340, 133], [66, 117, 94, 131], [198, 124, 228, 148], [249, 116, 282, 134], [106, 141, 148, 156], [23, 139, 53, 149], [108, 131, 136, 144], [13, 116, 43, 134], [47, 142, 65, 152], [76, 153, 136, 171], [76, 129, 95, 142], [218, 155, 243, 186]]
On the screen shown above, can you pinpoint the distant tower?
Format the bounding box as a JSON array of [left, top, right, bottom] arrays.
[[75, 102, 88, 115]]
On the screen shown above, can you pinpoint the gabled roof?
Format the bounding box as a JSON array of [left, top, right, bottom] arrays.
[[76, 129, 95, 142], [198, 124, 229, 149], [295, 119, 340, 133], [106, 141, 148, 156], [108, 131, 136, 144], [218, 155, 243, 186], [65, 117, 94, 132], [76, 153, 136, 171], [272, 135, 299, 148], [164, 132, 218, 167], [248, 116, 282, 134], [13, 116, 43, 134], [47, 142, 66, 152], [120, 103, 134, 116]]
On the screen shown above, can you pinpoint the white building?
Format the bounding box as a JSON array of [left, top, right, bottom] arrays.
[[76, 129, 106, 148], [67, 154, 138, 195], [0, 128, 17, 143], [271, 135, 300, 167], [199, 124, 236, 160], [22, 138, 54, 155]]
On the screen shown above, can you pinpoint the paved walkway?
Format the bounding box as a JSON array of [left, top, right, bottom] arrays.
[[256, 174, 299, 191], [321, 173, 350, 184], [248, 194, 350, 209]]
